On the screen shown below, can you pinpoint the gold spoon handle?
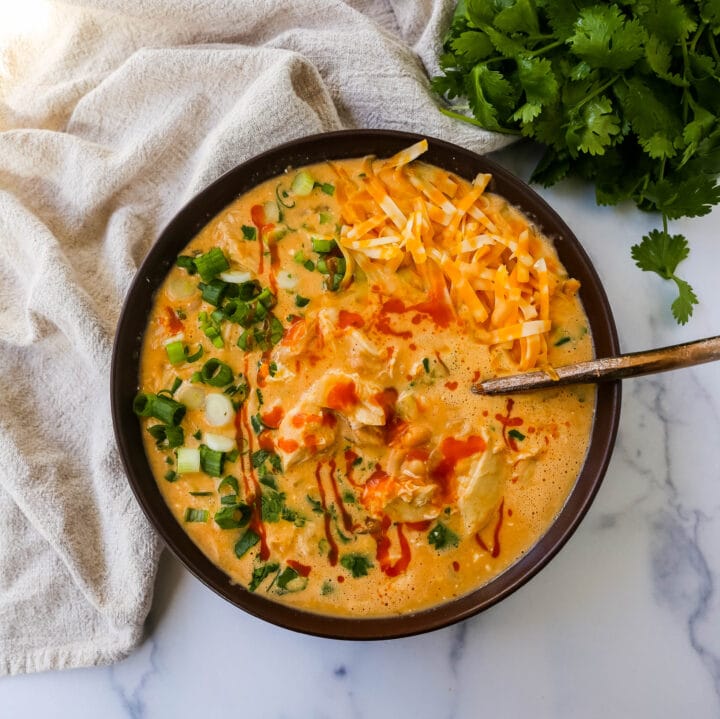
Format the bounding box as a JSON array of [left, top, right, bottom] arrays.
[[472, 335, 720, 396]]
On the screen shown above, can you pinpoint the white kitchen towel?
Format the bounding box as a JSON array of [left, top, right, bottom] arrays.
[[0, 0, 511, 675]]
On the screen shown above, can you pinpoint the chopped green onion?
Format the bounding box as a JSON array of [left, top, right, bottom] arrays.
[[303, 259, 315, 272], [221, 493, 238, 505], [293, 250, 306, 264], [150, 394, 186, 426], [134, 393, 186, 426], [165, 340, 186, 366], [237, 280, 261, 300], [226, 448, 240, 463], [237, 329, 253, 351], [218, 475, 239, 494], [193, 430, 202, 440], [241, 225, 256, 241], [164, 470, 177, 482], [200, 358, 234, 387], [200, 444, 225, 477], [132, 393, 154, 417], [185, 344, 204, 363], [256, 287, 277, 309], [276, 183, 295, 209], [184, 508, 209, 523], [176, 255, 197, 274], [422, 357, 430, 373], [294, 294, 310, 308], [269, 316, 284, 346], [189, 491, 213, 497], [318, 211, 332, 224], [194, 247, 230, 282], [176, 447, 201, 474], [250, 414, 264, 435], [554, 336, 571, 347], [508, 429, 526, 441], [291, 170, 315, 196], [269, 362, 278, 377], [199, 279, 229, 306], [256, 388, 264, 406], [164, 425, 184, 448], [316, 257, 328, 274], [211, 336, 224, 349], [169, 377, 182, 395], [234, 528, 260, 558], [311, 237, 337, 253], [316, 182, 335, 196]]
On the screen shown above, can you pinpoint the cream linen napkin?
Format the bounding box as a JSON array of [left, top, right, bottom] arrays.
[[0, 0, 511, 675]]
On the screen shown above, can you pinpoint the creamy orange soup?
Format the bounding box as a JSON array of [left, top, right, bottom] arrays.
[[136, 141, 595, 616]]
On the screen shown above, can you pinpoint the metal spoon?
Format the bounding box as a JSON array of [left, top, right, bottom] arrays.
[[472, 335, 720, 396]]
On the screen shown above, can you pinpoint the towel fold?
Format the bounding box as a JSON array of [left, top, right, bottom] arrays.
[[0, 0, 511, 675]]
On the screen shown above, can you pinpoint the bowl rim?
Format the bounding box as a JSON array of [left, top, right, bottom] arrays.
[[111, 128, 621, 640]]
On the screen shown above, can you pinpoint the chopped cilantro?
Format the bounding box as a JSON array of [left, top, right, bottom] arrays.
[[248, 562, 280, 592], [340, 553, 373, 578], [241, 225, 257, 241], [428, 522, 459, 550]]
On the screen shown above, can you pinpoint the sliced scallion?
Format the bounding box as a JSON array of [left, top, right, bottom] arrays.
[[194, 247, 230, 282], [291, 170, 314, 197], [165, 340, 186, 366], [311, 237, 337, 253], [200, 358, 234, 387], [218, 475, 239, 495], [200, 444, 225, 477], [184, 508, 209, 523], [176, 447, 201, 474]]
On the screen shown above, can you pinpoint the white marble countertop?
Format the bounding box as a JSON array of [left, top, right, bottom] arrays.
[[2, 142, 719, 718]]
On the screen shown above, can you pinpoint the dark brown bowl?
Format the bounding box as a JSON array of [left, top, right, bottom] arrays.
[[111, 129, 620, 639]]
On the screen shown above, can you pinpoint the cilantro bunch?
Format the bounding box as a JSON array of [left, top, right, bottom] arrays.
[[433, 0, 720, 323]]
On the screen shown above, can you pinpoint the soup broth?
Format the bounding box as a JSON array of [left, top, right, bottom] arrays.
[[136, 141, 595, 616]]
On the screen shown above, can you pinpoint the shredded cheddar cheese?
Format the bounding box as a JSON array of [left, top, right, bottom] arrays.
[[332, 140, 571, 371]]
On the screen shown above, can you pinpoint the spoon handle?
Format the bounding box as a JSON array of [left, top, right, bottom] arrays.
[[472, 335, 720, 396]]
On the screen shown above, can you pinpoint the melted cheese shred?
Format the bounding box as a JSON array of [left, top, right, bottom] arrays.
[[334, 142, 562, 371]]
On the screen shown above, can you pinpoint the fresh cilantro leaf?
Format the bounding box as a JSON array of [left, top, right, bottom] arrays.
[[494, 0, 539, 35], [340, 553, 373, 578], [464, 65, 518, 132], [428, 522, 460, 550], [261, 490, 286, 523], [565, 96, 621, 156], [631, 229, 689, 279], [635, 0, 696, 46], [248, 562, 279, 592], [647, 174, 720, 219], [631, 230, 698, 323], [450, 31, 495, 63], [671, 277, 699, 324], [569, 7, 646, 71]]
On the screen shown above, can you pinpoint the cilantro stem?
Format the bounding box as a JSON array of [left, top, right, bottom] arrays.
[[680, 38, 690, 124], [528, 39, 564, 57], [708, 33, 720, 66], [439, 106, 521, 134], [574, 74, 620, 112], [690, 23, 706, 54]]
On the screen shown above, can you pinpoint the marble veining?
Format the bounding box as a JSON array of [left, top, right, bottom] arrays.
[[1, 144, 719, 718]]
